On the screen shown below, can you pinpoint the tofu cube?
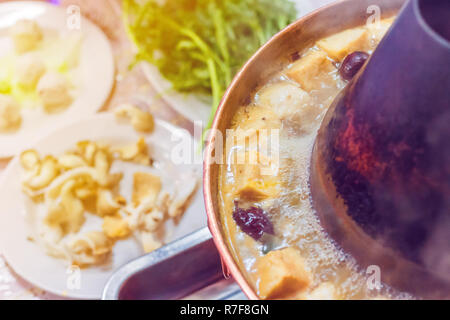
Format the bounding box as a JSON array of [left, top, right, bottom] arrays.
[[285, 50, 335, 92], [317, 27, 369, 61], [257, 82, 311, 119], [306, 282, 340, 300], [255, 247, 312, 299]]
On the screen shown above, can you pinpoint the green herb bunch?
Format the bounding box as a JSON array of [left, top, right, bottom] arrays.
[[123, 0, 297, 129]]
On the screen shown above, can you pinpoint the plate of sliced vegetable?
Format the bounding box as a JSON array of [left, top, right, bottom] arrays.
[[123, 0, 310, 127], [0, 1, 114, 158]]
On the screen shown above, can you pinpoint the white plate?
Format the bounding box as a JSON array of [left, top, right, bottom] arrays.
[[0, 113, 206, 299], [140, 0, 334, 124], [0, 1, 114, 158]]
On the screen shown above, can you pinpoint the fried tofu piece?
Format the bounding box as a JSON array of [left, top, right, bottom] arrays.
[[76, 140, 98, 165], [228, 106, 281, 174], [141, 210, 165, 232], [255, 247, 312, 299], [317, 27, 369, 61], [283, 104, 324, 136], [257, 82, 311, 119], [115, 138, 151, 165], [37, 72, 73, 113], [103, 216, 131, 238], [132, 172, 162, 207], [285, 50, 335, 92], [306, 282, 340, 300], [10, 20, 43, 53], [23, 155, 60, 190], [232, 163, 260, 188], [93, 149, 113, 187], [237, 178, 279, 202]]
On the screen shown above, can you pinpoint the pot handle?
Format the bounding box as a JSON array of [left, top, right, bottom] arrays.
[[102, 227, 225, 300]]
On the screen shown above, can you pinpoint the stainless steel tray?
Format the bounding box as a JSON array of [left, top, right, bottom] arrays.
[[102, 227, 246, 300]]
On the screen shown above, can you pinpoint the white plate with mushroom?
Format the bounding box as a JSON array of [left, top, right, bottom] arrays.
[[0, 1, 114, 158], [0, 112, 206, 299]]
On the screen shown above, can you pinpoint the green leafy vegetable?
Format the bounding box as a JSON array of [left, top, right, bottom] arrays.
[[123, 0, 297, 131]]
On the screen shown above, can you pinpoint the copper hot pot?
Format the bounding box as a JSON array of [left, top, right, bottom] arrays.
[[203, 0, 407, 299]]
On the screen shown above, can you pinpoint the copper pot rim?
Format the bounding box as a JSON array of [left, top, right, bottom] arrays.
[[202, 0, 404, 300]]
